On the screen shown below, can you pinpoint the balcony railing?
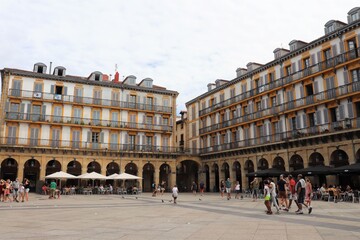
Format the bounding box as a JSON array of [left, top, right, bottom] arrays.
[[8, 89, 173, 113], [199, 81, 360, 134], [199, 47, 360, 117], [200, 117, 358, 154], [5, 112, 173, 132], [0, 137, 200, 155]]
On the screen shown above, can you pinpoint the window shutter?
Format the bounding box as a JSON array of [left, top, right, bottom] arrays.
[[316, 51, 322, 64], [142, 135, 145, 146], [126, 94, 129, 102], [143, 97, 146, 104], [124, 133, 129, 144], [302, 114, 307, 128], [143, 115, 146, 123], [100, 132, 104, 143], [311, 54, 316, 65], [291, 63, 296, 73], [154, 97, 157, 106], [63, 86, 68, 95], [339, 105, 345, 120], [259, 76, 264, 86], [280, 119, 285, 132], [136, 135, 140, 145], [357, 33, 360, 49], [314, 81, 319, 94], [347, 102, 354, 118], [300, 86, 304, 98], [331, 44, 338, 56], [296, 116, 301, 129], [154, 136, 157, 147], [339, 41, 345, 53], [343, 70, 349, 85], [20, 103, 25, 120], [297, 60, 302, 71], [50, 85, 54, 94], [323, 109, 328, 123], [154, 116, 157, 125], [288, 119, 293, 131], [41, 105, 46, 120], [26, 103, 31, 120], [5, 101, 9, 112], [237, 106, 241, 117], [87, 131, 91, 142]]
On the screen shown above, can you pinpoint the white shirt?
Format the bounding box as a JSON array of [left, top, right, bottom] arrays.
[[235, 184, 240, 191], [264, 185, 270, 197], [270, 182, 277, 196], [172, 187, 178, 197]]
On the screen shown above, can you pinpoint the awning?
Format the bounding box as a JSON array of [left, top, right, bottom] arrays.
[[246, 168, 289, 177], [292, 165, 334, 175], [45, 171, 77, 179], [332, 163, 360, 174]]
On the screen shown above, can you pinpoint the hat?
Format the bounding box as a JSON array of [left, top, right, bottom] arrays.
[[297, 174, 303, 178]]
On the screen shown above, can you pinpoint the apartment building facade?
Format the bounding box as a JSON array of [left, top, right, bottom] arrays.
[[0, 64, 179, 192], [186, 7, 360, 191]]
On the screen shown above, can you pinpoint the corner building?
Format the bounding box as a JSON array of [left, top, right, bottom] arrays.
[[0, 64, 180, 192], [186, 7, 360, 191]]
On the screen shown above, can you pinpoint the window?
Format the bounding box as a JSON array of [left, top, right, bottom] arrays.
[[129, 114, 136, 128], [324, 48, 332, 60], [351, 69, 360, 82], [72, 130, 80, 148], [53, 106, 62, 122], [271, 97, 276, 107], [55, 86, 63, 95], [11, 80, 21, 97], [93, 90, 101, 105], [111, 112, 119, 127], [91, 132, 100, 150], [74, 88, 83, 103], [58, 69, 64, 76], [256, 102, 261, 111], [129, 135, 136, 150], [37, 66, 43, 73], [92, 110, 100, 125], [110, 133, 118, 150], [146, 136, 152, 149], [351, 12, 360, 22], [9, 103, 19, 119], [305, 84, 314, 96], [95, 74, 100, 81], [111, 92, 119, 107], [31, 105, 41, 121], [7, 126, 17, 144], [192, 123, 196, 137], [330, 108, 337, 122], [34, 82, 43, 93], [30, 127, 39, 146], [291, 117, 296, 130], [309, 113, 315, 127], [285, 66, 291, 76], [303, 57, 310, 68], [230, 88, 235, 98], [327, 24, 335, 33], [51, 128, 60, 147], [73, 108, 82, 124], [243, 106, 248, 115]]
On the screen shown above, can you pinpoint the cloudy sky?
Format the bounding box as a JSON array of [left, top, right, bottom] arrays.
[[0, 0, 359, 112]]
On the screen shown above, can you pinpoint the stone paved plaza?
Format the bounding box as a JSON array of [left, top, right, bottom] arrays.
[[0, 193, 359, 240]]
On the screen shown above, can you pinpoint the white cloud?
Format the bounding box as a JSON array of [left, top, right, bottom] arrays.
[[0, 0, 359, 112]]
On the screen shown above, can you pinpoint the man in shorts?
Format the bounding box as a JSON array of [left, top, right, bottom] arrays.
[[277, 175, 288, 211], [288, 175, 296, 209], [225, 178, 232, 200], [295, 174, 306, 214]]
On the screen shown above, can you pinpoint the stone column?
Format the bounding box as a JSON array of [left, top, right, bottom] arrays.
[[39, 155, 46, 181], [17, 155, 25, 181], [240, 163, 247, 191]]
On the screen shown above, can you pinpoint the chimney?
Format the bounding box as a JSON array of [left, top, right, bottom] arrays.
[[114, 71, 120, 83], [236, 68, 247, 78]]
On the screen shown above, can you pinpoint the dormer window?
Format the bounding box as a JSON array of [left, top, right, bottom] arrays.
[[37, 66, 43, 73], [95, 74, 100, 81], [348, 7, 360, 23], [327, 24, 335, 33], [53, 66, 66, 76], [350, 11, 359, 22], [33, 63, 47, 74]]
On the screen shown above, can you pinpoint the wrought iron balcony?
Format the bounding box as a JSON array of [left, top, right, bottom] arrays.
[[199, 81, 360, 135], [200, 117, 359, 154], [0, 137, 200, 155], [5, 112, 173, 132], [199, 47, 360, 117], [8, 89, 173, 113]]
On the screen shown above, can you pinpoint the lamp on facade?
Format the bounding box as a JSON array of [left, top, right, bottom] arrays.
[[72, 158, 77, 168]]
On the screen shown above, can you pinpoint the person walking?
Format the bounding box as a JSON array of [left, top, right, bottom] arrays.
[[277, 175, 288, 211], [295, 174, 307, 214], [269, 178, 280, 214], [225, 178, 232, 200], [49, 180, 57, 199], [23, 178, 30, 201], [287, 175, 296, 209], [199, 181, 205, 196], [160, 181, 166, 196], [172, 184, 179, 204], [191, 181, 198, 196], [219, 180, 225, 198], [251, 178, 260, 202], [234, 181, 241, 199], [263, 180, 272, 215], [12, 178, 20, 202], [18, 183, 25, 202], [305, 178, 313, 214]]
